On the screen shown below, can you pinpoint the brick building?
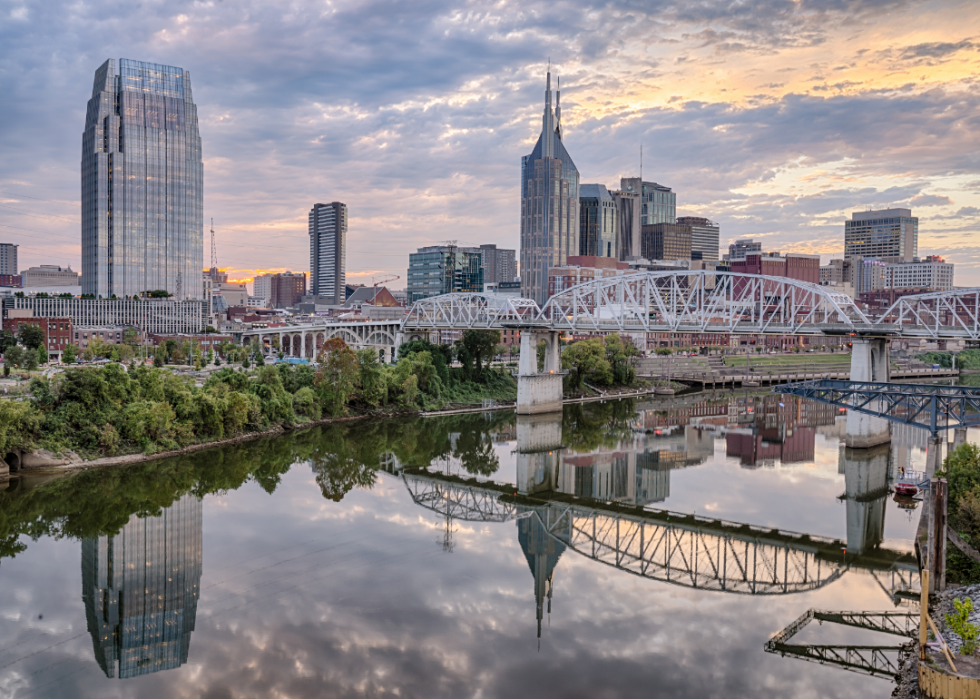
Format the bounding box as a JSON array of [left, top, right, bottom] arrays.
[[269, 272, 307, 309], [3, 316, 73, 357], [73, 325, 142, 350]]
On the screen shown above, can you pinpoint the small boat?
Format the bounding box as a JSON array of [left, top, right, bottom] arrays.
[[895, 468, 924, 497]]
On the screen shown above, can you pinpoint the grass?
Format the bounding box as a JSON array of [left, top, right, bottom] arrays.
[[723, 353, 850, 367]]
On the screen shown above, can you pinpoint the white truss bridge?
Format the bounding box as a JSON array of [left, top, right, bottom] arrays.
[[403, 271, 980, 339], [400, 471, 918, 597]]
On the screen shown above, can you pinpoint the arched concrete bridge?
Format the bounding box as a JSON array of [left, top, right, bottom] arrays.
[[239, 320, 402, 362]]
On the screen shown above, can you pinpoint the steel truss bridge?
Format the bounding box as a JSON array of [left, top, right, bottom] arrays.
[[765, 609, 917, 678], [401, 471, 918, 597], [775, 380, 980, 434], [403, 272, 980, 339]]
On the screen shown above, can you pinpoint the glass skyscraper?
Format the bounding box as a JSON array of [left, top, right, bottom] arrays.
[[578, 184, 618, 258], [521, 70, 580, 306], [82, 59, 204, 300], [82, 494, 203, 679], [407, 245, 484, 303]]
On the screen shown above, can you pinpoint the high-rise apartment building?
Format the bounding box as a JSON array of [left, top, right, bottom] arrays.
[[727, 239, 762, 262], [82, 59, 203, 300], [855, 258, 889, 293], [640, 223, 692, 261], [0, 243, 17, 276], [269, 272, 307, 309], [309, 202, 347, 305], [520, 70, 580, 305], [677, 217, 720, 262], [844, 208, 918, 263], [252, 273, 272, 303], [621, 178, 676, 226], [479, 244, 517, 284], [579, 184, 618, 258], [407, 245, 484, 303], [82, 494, 202, 679]]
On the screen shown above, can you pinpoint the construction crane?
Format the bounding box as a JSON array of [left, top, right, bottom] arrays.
[[372, 274, 400, 290], [210, 218, 218, 270]]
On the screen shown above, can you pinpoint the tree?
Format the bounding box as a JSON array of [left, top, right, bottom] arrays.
[[62, 343, 78, 364], [494, 344, 508, 361], [17, 324, 45, 350], [0, 330, 16, 355], [455, 329, 500, 380], [562, 338, 613, 389], [4, 344, 24, 370], [36, 345, 48, 365], [315, 338, 360, 416], [24, 349, 39, 371]]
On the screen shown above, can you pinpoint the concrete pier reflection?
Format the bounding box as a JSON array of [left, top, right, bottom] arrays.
[[840, 445, 890, 556], [82, 494, 203, 679]]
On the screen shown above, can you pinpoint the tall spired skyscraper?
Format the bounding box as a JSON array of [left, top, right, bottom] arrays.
[[520, 70, 580, 305], [82, 59, 204, 299]]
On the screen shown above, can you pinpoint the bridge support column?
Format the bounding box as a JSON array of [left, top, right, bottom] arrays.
[[954, 427, 968, 451], [517, 331, 564, 415], [845, 337, 891, 449], [926, 434, 945, 477], [516, 413, 563, 496], [842, 444, 890, 556]]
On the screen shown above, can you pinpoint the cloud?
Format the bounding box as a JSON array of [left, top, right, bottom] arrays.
[[898, 39, 976, 60], [957, 206, 980, 217], [0, 0, 978, 284], [909, 193, 954, 207]]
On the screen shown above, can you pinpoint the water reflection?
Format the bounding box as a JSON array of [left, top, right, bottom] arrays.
[[81, 494, 202, 678]]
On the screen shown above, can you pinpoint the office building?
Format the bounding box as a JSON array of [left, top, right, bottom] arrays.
[[0, 275, 22, 288], [727, 239, 762, 262], [886, 256, 954, 291], [269, 272, 307, 309], [479, 244, 517, 284], [844, 208, 918, 262], [611, 184, 642, 260], [640, 223, 692, 261], [520, 69, 580, 305], [820, 259, 851, 284], [548, 255, 631, 298], [731, 252, 820, 284], [407, 245, 484, 303], [82, 494, 202, 679], [82, 59, 203, 300], [579, 184, 618, 258], [309, 202, 347, 305], [621, 178, 676, 226], [0, 243, 17, 276], [677, 217, 720, 262], [20, 265, 80, 287], [855, 258, 889, 293], [2, 296, 206, 335]]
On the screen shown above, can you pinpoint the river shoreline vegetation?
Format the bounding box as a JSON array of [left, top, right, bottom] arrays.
[[0, 401, 637, 561], [939, 443, 980, 584], [0, 330, 521, 461], [919, 350, 980, 369], [0, 330, 645, 462]]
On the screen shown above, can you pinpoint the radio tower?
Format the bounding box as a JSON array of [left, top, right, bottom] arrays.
[[210, 218, 218, 271]]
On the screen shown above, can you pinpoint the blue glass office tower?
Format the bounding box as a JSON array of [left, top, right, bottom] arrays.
[[521, 70, 580, 305], [82, 59, 204, 299]]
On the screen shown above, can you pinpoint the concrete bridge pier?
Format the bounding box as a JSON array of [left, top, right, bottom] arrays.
[[954, 427, 968, 451], [516, 413, 563, 496], [845, 337, 891, 449], [516, 331, 564, 415], [842, 444, 890, 556], [926, 434, 946, 477]]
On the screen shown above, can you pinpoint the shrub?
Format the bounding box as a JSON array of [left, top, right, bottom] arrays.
[[946, 598, 980, 655]]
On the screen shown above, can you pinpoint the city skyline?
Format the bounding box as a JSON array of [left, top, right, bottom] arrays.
[[1, 0, 979, 286]]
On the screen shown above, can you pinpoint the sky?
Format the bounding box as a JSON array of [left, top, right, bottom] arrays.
[[1, 0, 979, 288]]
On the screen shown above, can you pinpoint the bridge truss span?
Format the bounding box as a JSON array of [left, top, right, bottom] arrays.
[[877, 287, 980, 340], [403, 293, 541, 331], [537, 271, 871, 335]]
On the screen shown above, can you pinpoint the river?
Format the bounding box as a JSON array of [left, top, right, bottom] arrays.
[[0, 391, 958, 698]]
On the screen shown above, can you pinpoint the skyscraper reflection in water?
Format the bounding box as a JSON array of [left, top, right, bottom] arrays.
[[81, 494, 203, 678]]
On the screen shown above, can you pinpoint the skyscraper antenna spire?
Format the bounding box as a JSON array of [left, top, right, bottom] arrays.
[[555, 76, 562, 140], [640, 144, 643, 180], [210, 218, 218, 270]]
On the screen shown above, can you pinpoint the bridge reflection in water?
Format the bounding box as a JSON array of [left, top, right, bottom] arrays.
[[394, 404, 919, 640]]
